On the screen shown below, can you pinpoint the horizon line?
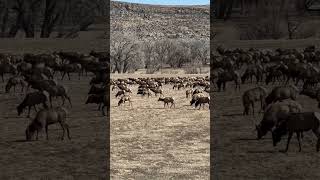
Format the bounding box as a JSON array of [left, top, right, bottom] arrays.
[[112, 0, 209, 6]]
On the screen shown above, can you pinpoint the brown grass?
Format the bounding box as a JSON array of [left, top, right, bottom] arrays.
[[111, 73, 209, 179]]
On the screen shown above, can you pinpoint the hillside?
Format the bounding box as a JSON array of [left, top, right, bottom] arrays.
[[111, 1, 210, 40]]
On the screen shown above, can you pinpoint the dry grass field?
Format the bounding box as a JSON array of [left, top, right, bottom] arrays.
[[111, 73, 210, 179], [0, 40, 107, 179], [213, 82, 320, 180]]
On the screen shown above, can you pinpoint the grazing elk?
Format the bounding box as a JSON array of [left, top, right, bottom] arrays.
[[5, 76, 28, 93], [195, 97, 210, 110], [158, 97, 175, 108], [256, 100, 302, 140], [265, 85, 299, 106], [25, 107, 71, 141], [60, 63, 82, 80], [150, 88, 164, 97], [44, 84, 72, 108], [272, 112, 320, 152], [190, 93, 205, 106], [0, 63, 17, 82], [186, 89, 193, 98], [17, 91, 49, 118], [118, 95, 133, 108]]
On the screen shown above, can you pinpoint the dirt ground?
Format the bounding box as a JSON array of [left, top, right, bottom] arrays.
[[0, 40, 107, 179], [111, 73, 210, 179], [212, 82, 320, 180]]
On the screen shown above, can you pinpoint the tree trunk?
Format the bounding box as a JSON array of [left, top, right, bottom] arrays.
[[215, 0, 234, 20], [57, 0, 70, 38], [22, 19, 35, 38], [1, 8, 9, 37], [21, 0, 40, 38], [225, 0, 234, 20], [8, 11, 23, 38], [41, 0, 60, 38]]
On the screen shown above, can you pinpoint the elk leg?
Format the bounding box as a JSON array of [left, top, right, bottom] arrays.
[[102, 105, 106, 116], [296, 132, 302, 152], [64, 123, 71, 140], [243, 106, 247, 115], [252, 102, 255, 115], [318, 137, 320, 152], [66, 96, 72, 107], [59, 122, 65, 140], [312, 129, 320, 152], [50, 96, 53, 108], [67, 72, 71, 80], [33, 106, 37, 112], [36, 130, 39, 141], [284, 132, 293, 152], [27, 106, 31, 118], [13, 85, 16, 93], [61, 72, 66, 80], [45, 125, 49, 140], [98, 103, 102, 110], [61, 96, 65, 105]]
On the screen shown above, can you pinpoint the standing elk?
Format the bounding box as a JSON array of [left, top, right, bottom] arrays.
[[242, 87, 268, 115]]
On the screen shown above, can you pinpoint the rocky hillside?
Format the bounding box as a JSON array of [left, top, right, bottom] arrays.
[[111, 1, 209, 40]]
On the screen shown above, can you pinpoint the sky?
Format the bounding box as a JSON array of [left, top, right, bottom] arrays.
[[113, 0, 209, 6]]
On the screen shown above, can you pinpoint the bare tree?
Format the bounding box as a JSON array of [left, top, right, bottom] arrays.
[[190, 40, 209, 65], [110, 34, 139, 73], [63, 0, 107, 38], [214, 0, 234, 20], [8, 0, 42, 38], [285, 11, 301, 39], [153, 39, 172, 71], [0, 0, 10, 37], [187, 40, 209, 73], [241, 0, 290, 40], [40, 0, 61, 38], [0, 0, 105, 38], [143, 41, 161, 73], [166, 40, 191, 68]]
